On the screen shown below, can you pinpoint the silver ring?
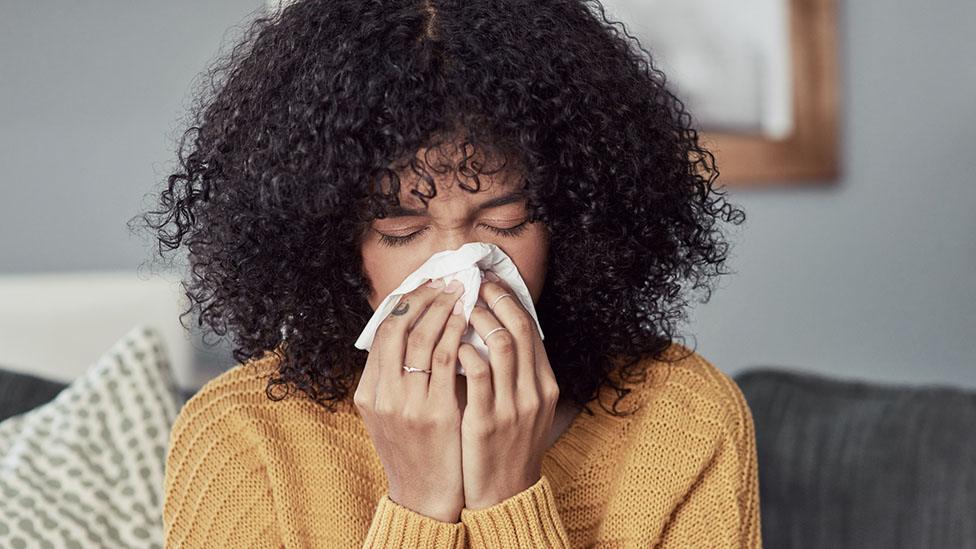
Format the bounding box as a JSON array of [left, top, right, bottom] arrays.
[[482, 326, 509, 343], [402, 365, 432, 374], [489, 293, 513, 311]]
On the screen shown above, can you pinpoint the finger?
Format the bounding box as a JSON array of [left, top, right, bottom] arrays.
[[484, 276, 552, 397], [467, 301, 517, 405], [375, 278, 444, 402], [354, 346, 380, 410], [427, 295, 468, 402], [529, 318, 554, 389], [403, 279, 465, 403], [459, 343, 493, 415], [478, 278, 537, 395]]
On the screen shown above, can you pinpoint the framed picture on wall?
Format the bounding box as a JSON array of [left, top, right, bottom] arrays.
[[604, 0, 841, 186]]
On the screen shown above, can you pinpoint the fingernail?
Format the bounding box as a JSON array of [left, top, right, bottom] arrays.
[[427, 278, 444, 289], [445, 279, 463, 294], [452, 300, 463, 315], [485, 271, 500, 282]]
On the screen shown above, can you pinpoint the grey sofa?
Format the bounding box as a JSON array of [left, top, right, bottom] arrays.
[[2, 365, 973, 548], [736, 368, 976, 549]]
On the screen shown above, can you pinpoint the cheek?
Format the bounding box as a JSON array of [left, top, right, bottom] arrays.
[[511, 231, 549, 305], [493, 225, 549, 304], [361, 247, 391, 311], [361, 242, 424, 311]]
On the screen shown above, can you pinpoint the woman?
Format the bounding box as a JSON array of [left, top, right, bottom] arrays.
[[139, 0, 759, 547]]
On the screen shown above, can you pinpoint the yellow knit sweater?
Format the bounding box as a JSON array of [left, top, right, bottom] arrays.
[[163, 342, 762, 548]]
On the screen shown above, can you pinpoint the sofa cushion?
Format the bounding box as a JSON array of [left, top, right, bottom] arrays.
[[735, 368, 976, 549], [0, 325, 186, 548]]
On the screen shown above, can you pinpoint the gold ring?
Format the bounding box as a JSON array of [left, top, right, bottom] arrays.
[[489, 293, 513, 311]]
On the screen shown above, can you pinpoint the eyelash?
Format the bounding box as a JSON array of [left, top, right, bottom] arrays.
[[377, 221, 530, 248]]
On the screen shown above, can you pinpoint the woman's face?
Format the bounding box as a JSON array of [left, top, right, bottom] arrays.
[[360, 155, 549, 311]]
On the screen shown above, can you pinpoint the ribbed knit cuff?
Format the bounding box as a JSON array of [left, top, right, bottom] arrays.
[[363, 495, 466, 548], [460, 475, 571, 548]]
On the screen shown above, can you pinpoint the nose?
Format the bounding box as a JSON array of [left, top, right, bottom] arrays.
[[432, 228, 483, 255]]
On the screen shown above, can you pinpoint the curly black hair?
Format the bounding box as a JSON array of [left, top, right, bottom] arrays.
[[130, 0, 746, 418]]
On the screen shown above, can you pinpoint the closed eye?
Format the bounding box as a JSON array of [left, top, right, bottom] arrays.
[[377, 220, 529, 248]]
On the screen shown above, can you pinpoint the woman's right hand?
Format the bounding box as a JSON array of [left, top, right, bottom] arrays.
[[353, 278, 469, 523]]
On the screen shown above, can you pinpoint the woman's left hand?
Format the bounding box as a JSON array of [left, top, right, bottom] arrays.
[[458, 273, 561, 510]]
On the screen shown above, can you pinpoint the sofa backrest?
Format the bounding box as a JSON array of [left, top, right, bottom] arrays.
[[735, 368, 976, 549]]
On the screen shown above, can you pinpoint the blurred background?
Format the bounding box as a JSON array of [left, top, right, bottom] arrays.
[[1, 0, 973, 396]]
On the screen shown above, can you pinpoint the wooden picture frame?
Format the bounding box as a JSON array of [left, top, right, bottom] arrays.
[[700, 0, 840, 186]]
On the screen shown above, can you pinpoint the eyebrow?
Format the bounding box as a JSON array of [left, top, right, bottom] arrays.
[[383, 190, 526, 218]]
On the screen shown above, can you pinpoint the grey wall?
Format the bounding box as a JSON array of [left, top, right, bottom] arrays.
[[2, 1, 974, 388], [0, 1, 267, 376], [1, 2, 265, 273], [690, 0, 976, 388]]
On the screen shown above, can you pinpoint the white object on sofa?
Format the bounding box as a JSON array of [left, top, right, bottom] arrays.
[[0, 324, 182, 548], [0, 270, 201, 393]]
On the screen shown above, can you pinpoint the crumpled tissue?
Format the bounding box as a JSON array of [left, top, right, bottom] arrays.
[[353, 242, 544, 375]]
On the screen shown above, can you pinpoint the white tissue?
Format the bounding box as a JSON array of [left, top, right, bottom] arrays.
[[353, 242, 544, 375]]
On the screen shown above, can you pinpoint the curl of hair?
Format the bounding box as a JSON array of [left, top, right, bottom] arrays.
[[131, 0, 746, 418]]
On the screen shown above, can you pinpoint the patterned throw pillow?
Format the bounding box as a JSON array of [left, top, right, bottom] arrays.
[[0, 324, 185, 548]]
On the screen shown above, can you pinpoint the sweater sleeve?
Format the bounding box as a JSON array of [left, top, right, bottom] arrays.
[[162, 390, 281, 548], [657, 375, 763, 548], [459, 474, 571, 548], [362, 494, 466, 548]]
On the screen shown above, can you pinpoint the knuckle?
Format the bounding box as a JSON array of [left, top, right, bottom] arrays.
[[352, 391, 372, 411], [436, 288, 458, 304], [519, 395, 541, 413], [406, 333, 431, 354], [493, 408, 517, 427], [464, 362, 491, 381], [514, 316, 535, 338], [489, 332, 516, 355], [469, 419, 496, 438], [401, 406, 433, 429], [431, 347, 454, 369], [430, 409, 459, 429], [400, 406, 420, 425], [432, 298, 453, 316], [374, 400, 397, 417], [447, 312, 465, 328], [543, 382, 560, 403], [376, 319, 398, 341], [468, 305, 487, 320]]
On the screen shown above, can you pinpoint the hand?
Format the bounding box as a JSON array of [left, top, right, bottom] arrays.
[[353, 278, 469, 523], [457, 273, 561, 510]]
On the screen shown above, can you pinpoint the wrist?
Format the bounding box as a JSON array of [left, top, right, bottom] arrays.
[[465, 474, 541, 510], [389, 493, 462, 523]]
